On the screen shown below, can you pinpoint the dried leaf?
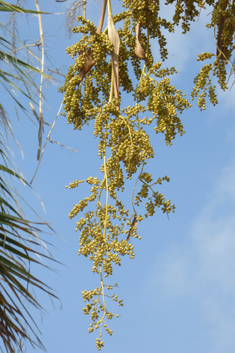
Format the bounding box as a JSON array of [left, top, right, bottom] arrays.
[[97, 0, 107, 34], [29, 102, 43, 160], [108, 15, 120, 101], [126, 216, 138, 242], [78, 48, 95, 83], [134, 23, 147, 61], [29, 102, 39, 121], [216, 13, 227, 64], [37, 115, 43, 161]]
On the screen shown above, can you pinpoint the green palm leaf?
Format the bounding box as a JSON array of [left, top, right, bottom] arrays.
[[0, 3, 59, 351], [0, 1, 50, 14], [0, 2, 60, 351], [0, 151, 59, 352]]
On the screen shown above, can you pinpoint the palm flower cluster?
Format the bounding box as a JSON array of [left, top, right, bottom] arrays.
[[60, 0, 235, 349]]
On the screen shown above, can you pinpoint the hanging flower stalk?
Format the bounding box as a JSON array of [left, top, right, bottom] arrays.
[[61, 1, 194, 350], [78, 48, 95, 83]]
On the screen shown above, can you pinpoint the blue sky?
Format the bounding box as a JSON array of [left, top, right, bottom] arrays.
[[2, 1, 235, 352]]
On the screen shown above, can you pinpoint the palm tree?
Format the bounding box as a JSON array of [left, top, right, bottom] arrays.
[[0, 2, 58, 351]]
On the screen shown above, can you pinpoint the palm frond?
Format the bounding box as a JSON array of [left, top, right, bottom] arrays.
[[0, 22, 59, 351], [0, 1, 50, 14], [0, 141, 59, 352]]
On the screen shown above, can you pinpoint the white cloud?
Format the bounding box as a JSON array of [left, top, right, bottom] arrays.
[[145, 160, 235, 352]]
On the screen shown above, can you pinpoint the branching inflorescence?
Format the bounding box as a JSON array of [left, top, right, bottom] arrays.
[[60, 0, 235, 349]]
